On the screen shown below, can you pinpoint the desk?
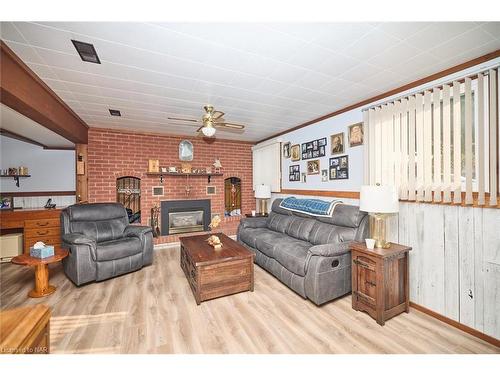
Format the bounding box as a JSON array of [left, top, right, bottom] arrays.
[[0, 208, 63, 254]]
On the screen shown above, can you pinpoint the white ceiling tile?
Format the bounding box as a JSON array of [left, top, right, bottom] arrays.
[[367, 42, 421, 70], [377, 22, 432, 41], [345, 29, 400, 61], [405, 22, 478, 52], [3, 41, 45, 65], [338, 63, 381, 83], [428, 28, 496, 60], [311, 23, 376, 51], [315, 53, 360, 76], [481, 22, 500, 39]]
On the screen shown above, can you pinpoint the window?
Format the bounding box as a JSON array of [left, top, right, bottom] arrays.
[[364, 68, 498, 206]]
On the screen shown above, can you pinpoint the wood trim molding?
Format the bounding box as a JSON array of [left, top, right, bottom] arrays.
[[278, 189, 360, 199], [0, 41, 88, 144], [409, 302, 500, 348], [1, 191, 76, 197], [258, 49, 500, 143]]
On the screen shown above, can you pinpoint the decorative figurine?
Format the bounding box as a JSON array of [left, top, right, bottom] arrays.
[[213, 158, 222, 173], [207, 215, 222, 250]]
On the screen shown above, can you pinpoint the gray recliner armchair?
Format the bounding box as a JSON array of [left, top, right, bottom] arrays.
[[61, 203, 153, 286]]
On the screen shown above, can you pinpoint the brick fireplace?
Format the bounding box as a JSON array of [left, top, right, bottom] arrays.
[[87, 128, 254, 244]]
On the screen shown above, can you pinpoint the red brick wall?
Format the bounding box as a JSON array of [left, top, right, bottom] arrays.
[[88, 128, 255, 244]]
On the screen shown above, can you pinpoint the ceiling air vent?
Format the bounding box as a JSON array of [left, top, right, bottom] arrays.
[[71, 40, 101, 64], [109, 109, 121, 117]]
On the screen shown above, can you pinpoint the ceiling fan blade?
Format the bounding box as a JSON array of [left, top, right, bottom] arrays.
[[196, 125, 204, 133], [168, 117, 199, 123], [212, 111, 225, 120], [215, 122, 245, 129]]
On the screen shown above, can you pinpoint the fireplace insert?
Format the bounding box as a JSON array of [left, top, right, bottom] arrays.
[[161, 199, 211, 236]]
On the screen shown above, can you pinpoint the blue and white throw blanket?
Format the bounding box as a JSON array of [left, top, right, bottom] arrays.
[[279, 197, 342, 217]]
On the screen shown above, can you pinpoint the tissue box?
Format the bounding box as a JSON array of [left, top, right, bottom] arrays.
[[30, 245, 55, 259]]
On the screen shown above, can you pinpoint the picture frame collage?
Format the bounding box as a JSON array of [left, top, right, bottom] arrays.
[[283, 122, 363, 183]]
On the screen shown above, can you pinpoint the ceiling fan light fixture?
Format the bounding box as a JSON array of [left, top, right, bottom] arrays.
[[201, 126, 216, 137]]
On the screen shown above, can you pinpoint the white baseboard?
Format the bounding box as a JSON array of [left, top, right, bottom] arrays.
[[154, 234, 237, 251]]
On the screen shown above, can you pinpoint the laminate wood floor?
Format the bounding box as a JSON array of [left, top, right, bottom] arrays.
[[1, 247, 498, 354]]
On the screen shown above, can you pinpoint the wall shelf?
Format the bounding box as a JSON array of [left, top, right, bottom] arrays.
[[146, 172, 223, 184], [0, 175, 31, 188]]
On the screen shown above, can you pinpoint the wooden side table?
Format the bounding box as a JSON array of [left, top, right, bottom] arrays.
[[0, 304, 51, 354], [350, 242, 412, 326], [12, 249, 69, 298]]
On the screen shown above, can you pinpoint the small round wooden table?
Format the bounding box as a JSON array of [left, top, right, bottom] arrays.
[[12, 249, 69, 298]]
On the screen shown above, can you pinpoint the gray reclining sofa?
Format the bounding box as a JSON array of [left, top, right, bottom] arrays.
[[237, 198, 368, 305], [61, 203, 153, 286]]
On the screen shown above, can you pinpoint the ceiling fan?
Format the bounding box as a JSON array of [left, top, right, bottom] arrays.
[[168, 105, 245, 137]]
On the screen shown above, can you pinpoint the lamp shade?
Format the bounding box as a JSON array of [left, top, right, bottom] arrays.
[[201, 126, 216, 137], [359, 185, 399, 213], [255, 184, 271, 199]]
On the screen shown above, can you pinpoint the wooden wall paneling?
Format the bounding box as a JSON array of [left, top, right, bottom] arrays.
[[483, 209, 500, 339], [407, 203, 423, 304], [458, 206, 475, 327], [473, 207, 485, 333], [421, 204, 445, 314], [443, 205, 460, 321]]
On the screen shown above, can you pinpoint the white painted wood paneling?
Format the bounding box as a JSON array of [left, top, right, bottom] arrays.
[[458, 206, 475, 327], [443, 205, 460, 321], [397, 202, 500, 340]]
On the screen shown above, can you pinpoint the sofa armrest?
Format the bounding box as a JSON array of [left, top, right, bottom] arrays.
[[62, 233, 96, 246], [308, 242, 351, 257], [239, 217, 268, 229], [124, 225, 153, 238]]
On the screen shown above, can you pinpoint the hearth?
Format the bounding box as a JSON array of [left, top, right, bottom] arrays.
[[161, 199, 211, 236]]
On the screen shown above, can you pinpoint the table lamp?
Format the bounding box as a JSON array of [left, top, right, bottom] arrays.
[[255, 184, 271, 214], [359, 184, 399, 248]]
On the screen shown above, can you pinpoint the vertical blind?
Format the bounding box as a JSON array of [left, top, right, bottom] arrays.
[[364, 67, 499, 206]]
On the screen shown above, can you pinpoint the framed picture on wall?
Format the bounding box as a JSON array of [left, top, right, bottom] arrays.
[[348, 122, 364, 147], [321, 169, 328, 182], [329, 155, 349, 180], [330, 133, 344, 155], [289, 165, 300, 181], [290, 144, 301, 161], [0, 195, 13, 210], [283, 142, 291, 158], [307, 160, 320, 175], [301, 138, 326, 160]]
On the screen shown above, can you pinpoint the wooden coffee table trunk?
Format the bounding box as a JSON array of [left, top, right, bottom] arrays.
[[180, 233, 254, 305]]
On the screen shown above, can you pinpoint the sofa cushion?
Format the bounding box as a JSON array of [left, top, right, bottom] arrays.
[[285, 216, 316, 241], [267, 212, 293, 233], [272, 238, 312, 277], [317, 204, 366, 228], [308, 222, 357, 245], [255, 231, 290, 258], [239, 227, 271, 249], [95, 237, 142, 261]]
